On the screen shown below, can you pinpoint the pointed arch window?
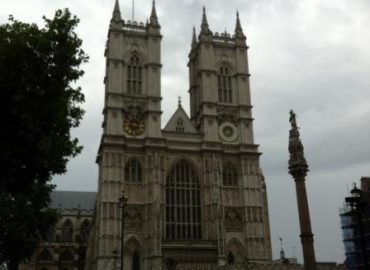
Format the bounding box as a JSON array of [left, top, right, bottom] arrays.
[[175, 118, 185, 133], [222, 163, 238, 186], [37, 249, 53, 262], [125, 159, 142, 183], [165, 160, 201, 240], [218, 65, 233, 103], [61, 219, 73, 242], [127, 55, 142, 95], [80, 219, 90, 243]]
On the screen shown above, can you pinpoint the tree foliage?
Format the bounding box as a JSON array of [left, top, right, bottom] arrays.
[[0, 9, 88, 269]]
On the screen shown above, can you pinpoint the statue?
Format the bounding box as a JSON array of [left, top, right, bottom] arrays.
[[289, 109, 297, 129]]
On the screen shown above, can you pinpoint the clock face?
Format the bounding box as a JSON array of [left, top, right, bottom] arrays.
[[123, 106, 145, 136], [219, 122, 238, 142]]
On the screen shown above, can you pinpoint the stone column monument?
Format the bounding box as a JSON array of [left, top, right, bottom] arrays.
[[288, 110, 317, 270]]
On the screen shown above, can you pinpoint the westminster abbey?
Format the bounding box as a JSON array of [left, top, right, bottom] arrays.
[[17, 2, 349, 270], [82, 1, 273, 269]]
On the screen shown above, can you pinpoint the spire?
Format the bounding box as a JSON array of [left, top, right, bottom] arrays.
[[199, 6, 212, 36], [235, 11, 245, 38], [192, 26, 197, 47], [110, 0, 124, 29], [112, 0, 122, 22], [201, 6, 208, 28], [150, 0, 160, 27], [288, 110, 308, 178]]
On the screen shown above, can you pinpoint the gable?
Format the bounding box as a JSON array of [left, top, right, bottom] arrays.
[[163, 105, 197, 133]]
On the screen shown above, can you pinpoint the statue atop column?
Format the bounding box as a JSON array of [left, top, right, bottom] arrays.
[[288, 110, 317, 270], [288, 110, 308, 178]]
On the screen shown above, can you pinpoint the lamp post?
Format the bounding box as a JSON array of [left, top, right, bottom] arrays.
[[345, 184, 368, 270], [119, 192, 128, 270]]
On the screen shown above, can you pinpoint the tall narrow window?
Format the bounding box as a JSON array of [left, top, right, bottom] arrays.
[[80, 220, 90, 243], [125, 159, 142, 183], [61, 219, 73, 242], [218, 66, 233, 103], [165, 160, 201, 240], [222, 163, 238, 186], [132, 251, 140, 270], [127, 55, 142, 95], [175, 118, 185, 133]]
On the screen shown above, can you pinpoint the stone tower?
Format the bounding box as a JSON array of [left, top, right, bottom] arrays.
[[188, 9, 254, 145], [86, 2, 272, 270]]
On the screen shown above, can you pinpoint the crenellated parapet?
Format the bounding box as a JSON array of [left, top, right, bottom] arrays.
[[191, 7, 247, 52], [108, 0, 160, 36]]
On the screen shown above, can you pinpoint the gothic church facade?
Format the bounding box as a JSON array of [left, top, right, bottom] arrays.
[[85, 1, 272, 269]]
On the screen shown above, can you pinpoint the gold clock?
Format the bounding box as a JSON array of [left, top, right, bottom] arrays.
[[123, 106, 145, 136]]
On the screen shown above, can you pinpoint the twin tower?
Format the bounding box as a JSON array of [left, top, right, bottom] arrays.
[[85, 1, 273, 270]]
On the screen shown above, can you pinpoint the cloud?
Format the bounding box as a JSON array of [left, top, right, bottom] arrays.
[[2, 0, 370, 264]]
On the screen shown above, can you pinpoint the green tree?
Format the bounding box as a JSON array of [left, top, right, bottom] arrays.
[[0, 9, 88, 270]]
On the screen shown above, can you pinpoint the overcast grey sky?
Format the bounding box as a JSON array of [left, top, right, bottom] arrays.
[[2, 0, 370, 264]]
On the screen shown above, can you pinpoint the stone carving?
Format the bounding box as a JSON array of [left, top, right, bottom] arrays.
[[247, 160, 259, 175], [217, 107, 238, 124], [225, 208, 243, 231], [123, 99, 146, 108], [125, 205, 142, 228]]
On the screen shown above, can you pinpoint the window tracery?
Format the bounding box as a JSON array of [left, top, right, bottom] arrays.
[[222, 163, 238, 186], [125, 159, 142, 183], [61, 219, 73, 242], [165, 160, 201, 240], [218, 65, 233, 103], [127, 55, 142, 95], [80, 219, 90, 243]]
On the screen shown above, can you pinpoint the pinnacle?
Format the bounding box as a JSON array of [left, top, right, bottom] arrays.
[[112, 0, 122, 22], [151, 0, 157, 18], [200, 5, 212, 36], [150, 0, 160, 27], [201, 5, 208, 28], [235, 10, 245, 38], [192, 26, 197, 46]]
